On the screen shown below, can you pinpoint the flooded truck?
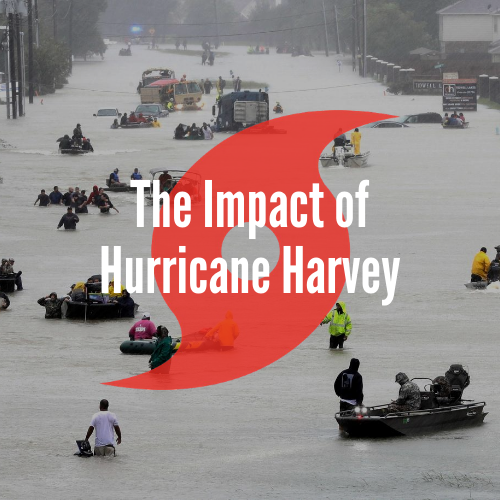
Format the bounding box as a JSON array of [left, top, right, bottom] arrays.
[[212, 90, 269, 131], [140, 78, 203, 110]]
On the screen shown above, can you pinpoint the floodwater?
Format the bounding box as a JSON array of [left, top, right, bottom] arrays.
[[1, 44, 500, 499]]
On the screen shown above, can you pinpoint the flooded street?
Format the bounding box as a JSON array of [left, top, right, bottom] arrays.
[[1, 44, 499, 499]]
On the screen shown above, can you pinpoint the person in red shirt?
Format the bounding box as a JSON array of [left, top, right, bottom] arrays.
[[129, 313, 157, 340]]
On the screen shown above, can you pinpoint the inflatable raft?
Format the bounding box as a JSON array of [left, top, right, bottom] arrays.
[[120, 338, 181, 355]]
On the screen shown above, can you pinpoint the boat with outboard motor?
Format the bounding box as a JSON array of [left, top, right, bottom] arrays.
[[320, 147, 370, 168], [0, 274, 16, 293], [336, 364, 486, 437], [465, 281, 488, 290]]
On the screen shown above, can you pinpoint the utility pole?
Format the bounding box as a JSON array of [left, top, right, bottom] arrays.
[[28, 0, 33, 103], [321, 0, 329, 57], [52, 0, 57, 39], [8, 13, 16, 118], [362, 0, 367, 77], [34, 0, 39, 46], [16, 13, 23, 116], [351, 0, 357, 71], [3, 26, 11, 118], [68, 0, 73, 71], [333, 3, 340, 54], [213, 0, 220, 48]]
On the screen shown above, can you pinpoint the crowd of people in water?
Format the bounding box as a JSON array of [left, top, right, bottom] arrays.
[[38, 277, 136, 319], [174, 122, 215, 140], [34, 185, 120, 221], [470, 245, 500, 283], [58, 123, 94, 151]]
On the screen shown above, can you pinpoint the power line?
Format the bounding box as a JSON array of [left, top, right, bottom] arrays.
[[102, 22, 336, 39], [97, 9, 335, 27], [60, 81, 377, 96]]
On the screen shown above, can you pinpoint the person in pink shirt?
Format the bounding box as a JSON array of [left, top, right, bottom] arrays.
[[129, 313, 157, 340]]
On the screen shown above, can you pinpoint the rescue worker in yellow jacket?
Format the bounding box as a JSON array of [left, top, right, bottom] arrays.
[[350, 128, 361, 155], [322, 301, 352, 349], [471, 247, 490, 282]]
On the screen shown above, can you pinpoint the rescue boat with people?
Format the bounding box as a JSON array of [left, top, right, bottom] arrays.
[[336, 365, 486, 437], [320, 149, 370, 168], [442, 121, 469, 129]]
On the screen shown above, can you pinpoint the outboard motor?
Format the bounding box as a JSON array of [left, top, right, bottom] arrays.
[[445, 364, 470, 403]]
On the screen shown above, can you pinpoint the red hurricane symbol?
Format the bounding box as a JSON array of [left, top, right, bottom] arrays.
[[104, 110, 392, 390]]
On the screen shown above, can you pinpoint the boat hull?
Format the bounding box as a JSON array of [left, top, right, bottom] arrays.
[[442, 122, 469, 129], [61, 301, 139, 320], [320, 151, 370, 168], [59, 148, 90, 155], [336, 402, 487, 437], [0, 276, 16, 293], [465, 281, 488, 290]]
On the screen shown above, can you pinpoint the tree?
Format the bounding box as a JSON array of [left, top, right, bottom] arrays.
[[33, 38, 71, 94], [367, 3, 431, 61]]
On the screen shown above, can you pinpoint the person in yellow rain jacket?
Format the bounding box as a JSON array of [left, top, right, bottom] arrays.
[[321, 301, 352, 349], [205, 311, 240, 350], [350, 128, 361, 155], [471, 247, 490, 282], [151, 117, 161, 128], [108, 280, 125, 298]]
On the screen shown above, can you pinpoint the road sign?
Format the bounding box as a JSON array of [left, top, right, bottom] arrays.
[[434, 63, 444, 69], [149, 28, 156, 35]]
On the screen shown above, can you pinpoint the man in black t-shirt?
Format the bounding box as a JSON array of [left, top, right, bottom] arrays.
[[34, 189, 50, 206]]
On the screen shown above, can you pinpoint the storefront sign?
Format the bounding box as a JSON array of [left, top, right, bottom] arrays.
[[442, 79, 477, 111]]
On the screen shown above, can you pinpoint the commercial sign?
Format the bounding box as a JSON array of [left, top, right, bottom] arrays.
[[442, 79, 477, 111], [413, 80, 442, 93]]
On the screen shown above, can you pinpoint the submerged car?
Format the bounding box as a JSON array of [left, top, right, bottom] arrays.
[[394, 112, 442, 124], [134, 103, 168, 118], [363, 121, 409, 128], [93, 108, 121, 117]]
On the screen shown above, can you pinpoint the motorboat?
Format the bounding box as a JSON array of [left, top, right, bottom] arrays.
[[465, 281, 488, 290], [104, 179, 137, 193], [146, 168, 203, 205], [0, 274, 16, 293], [61, 299, 139, 320], [336, 365, 487, 437], [320, 146, 370, 168]]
